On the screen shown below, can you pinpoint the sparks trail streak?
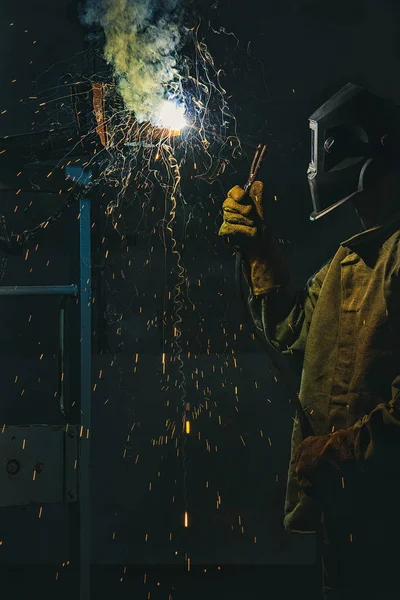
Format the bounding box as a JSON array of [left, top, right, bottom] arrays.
[[163, 145, 187, 417], [163, 143, 189, 513], [76, 16, 243, 537], [2, 10, 272, 557], [15, 0, 244, 548]]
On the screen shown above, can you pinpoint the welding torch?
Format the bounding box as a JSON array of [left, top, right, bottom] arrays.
[[234, 144, 312, 440], [233, 143, 267, 298]]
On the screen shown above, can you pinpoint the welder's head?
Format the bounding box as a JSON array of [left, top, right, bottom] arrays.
[[307, 83, 400, 221]]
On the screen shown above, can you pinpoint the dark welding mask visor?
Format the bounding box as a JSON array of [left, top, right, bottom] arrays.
[[308, 157, 368, 220], [308, 120, 372, 220], [307, 83, 390, 221]]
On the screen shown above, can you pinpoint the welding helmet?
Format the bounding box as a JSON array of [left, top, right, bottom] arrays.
[[308, 82, 398, 220]]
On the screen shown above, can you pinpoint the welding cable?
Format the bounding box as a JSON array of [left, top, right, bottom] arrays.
[[234, 144, 313, 440]]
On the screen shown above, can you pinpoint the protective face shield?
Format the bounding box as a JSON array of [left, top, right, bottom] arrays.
[[308, 83, 397, 220]]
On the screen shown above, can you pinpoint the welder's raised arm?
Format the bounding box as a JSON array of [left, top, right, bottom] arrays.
[[219, 182, 330, 356], [219, 181, 292, 297], [248, 261, 329, 356]]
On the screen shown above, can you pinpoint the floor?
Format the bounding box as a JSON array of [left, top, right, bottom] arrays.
[[0, 564, 323, 599]]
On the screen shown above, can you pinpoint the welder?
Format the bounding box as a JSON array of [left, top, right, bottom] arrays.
[[219, 83, 400, 600]]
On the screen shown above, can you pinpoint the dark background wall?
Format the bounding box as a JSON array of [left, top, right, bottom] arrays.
[[0, 0, 399, 598]]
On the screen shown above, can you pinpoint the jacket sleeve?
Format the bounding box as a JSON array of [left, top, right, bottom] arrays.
[[248, 259, 332, 356]]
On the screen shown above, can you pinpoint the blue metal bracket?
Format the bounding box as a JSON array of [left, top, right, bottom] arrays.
[[78, 197, 91, 600]]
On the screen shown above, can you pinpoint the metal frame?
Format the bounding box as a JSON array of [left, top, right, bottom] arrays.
[[78, 197, 92, 600], [0, 198, 92, 599]]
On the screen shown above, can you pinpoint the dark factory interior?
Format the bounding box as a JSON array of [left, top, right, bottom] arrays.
[[0, 1, 399, 598]]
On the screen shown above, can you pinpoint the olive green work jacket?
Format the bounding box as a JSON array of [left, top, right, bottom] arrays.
[[249, 212, 400, 534]]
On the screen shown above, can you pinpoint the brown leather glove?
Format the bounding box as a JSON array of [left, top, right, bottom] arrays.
[[219, 182, 289, 296], [295, 430, 355, 497]]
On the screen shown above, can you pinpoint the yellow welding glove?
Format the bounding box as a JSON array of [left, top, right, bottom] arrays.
[[218, 182, 265, 241], [219, 182, 288, 296]]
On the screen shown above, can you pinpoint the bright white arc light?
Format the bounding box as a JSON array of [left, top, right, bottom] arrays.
[[155, 101, 187, 131]]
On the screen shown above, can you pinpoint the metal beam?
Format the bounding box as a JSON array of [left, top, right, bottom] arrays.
[[0, 285, 78, 296], [78, 197, 92, 600]]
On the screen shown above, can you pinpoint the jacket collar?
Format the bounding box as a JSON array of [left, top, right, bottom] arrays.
[[340, 210, 400, 250]]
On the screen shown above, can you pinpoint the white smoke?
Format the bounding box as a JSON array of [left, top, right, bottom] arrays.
[[82, 0, 185, 124]]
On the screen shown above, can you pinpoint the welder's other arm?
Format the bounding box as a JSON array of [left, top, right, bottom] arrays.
[[219, 183, 330, 355], [248, 242, 332, 354], [295, 379, 400, 497], [296, 271, 400, 493]]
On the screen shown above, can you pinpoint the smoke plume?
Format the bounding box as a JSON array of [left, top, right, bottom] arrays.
[[81, 0, 185, 124]]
